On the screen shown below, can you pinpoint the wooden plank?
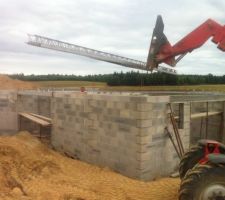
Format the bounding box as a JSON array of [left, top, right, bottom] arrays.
[[29, 113, 52, 123], [191, 111, 222, 119], [19, 112, 51, 126], [175, 111, 223, 120]]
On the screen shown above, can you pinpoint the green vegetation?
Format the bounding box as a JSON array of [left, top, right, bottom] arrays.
[[33, 81, 106, 88], [9, 71, 225, 87]]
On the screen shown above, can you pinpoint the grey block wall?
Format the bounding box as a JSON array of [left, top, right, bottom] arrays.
[[0, 90, 18, 134], [16, 92, 52, 134], [1, 90, 225, 181], [51, 93, 185, 180], [17, 92, 52, 117], [190, 101, 224, 145]]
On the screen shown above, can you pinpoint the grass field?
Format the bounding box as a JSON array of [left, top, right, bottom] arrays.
[[33, 81, 225, 92], [33, 81, 107, 88]]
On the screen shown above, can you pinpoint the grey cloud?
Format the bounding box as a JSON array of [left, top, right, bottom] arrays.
[[0, 0, 224, 75]]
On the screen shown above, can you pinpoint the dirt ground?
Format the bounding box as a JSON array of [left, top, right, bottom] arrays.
[[0, 75, 36, 90], [0, 132, 180, 200]]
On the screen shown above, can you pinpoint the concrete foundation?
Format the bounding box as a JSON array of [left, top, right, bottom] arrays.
[[0, 90, 225, 180]]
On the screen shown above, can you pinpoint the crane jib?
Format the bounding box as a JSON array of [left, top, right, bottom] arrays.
[[27, 34, 177, 75]]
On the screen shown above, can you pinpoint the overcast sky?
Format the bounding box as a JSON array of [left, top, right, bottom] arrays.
[[0, 0, 224, 75]]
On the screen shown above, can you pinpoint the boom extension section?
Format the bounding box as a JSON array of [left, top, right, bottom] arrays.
[[27, 34, 176, 74]]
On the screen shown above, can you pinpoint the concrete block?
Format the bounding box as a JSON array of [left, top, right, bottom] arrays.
[[130, 96, 147, 103], [146, 96, 170, 103], [135, 126, 156, 137], [136, 119, 152, 128], [136, 103, 153, 111], [131, 111, 152, 120], [136, 134, 152, 145]]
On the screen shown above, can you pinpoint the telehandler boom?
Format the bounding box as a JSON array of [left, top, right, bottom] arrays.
[[147, 15, 225, 70]]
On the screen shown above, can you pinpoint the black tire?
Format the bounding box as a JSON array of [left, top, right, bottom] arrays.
[[179, 145, 204, 179], [179, 164, 225, 200]]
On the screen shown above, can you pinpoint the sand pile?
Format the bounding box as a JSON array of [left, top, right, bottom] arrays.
[[0, 132, 180, 200], [0, 75, 36, 90]]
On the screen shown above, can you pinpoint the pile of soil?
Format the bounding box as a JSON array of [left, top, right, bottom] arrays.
[[0, 75, 36, 90], [0, 132, 180, 200]]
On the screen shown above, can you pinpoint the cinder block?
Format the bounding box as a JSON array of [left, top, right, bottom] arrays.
[[130, 96, 147, 103], [131, 111, 152, 119], [136, 134, 152, 145], [136, 119, 152, 128], [136, 103, 153, 111], [120, 110, 130, 118], [146, 96, 170, 103]]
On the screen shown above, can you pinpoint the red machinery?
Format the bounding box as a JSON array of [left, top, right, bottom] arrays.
[[147, 15, 225, 71], [148, 16, 225, 200]]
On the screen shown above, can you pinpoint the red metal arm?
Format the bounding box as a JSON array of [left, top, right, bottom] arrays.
[[157, 19, 225, 67]]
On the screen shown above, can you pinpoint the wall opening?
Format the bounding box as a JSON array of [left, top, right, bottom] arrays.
[[172, 103, 184, 129]]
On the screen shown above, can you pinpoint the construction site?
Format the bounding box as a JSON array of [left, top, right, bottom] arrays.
[[0, 0, 225, 198], [0, 73, 225, 199]]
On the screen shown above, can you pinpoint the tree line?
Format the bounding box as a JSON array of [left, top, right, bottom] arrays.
[[9, 72, 225, 86]]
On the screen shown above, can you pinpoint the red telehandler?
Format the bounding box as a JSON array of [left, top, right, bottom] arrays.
[[148, 16, 225, 200]]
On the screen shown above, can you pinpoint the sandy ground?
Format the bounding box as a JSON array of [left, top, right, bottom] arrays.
[[0, 132, 180, 200], [0, 75, 36, 90]]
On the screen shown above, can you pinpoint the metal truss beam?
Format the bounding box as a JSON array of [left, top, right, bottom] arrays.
[[27, 34, 176, 75]]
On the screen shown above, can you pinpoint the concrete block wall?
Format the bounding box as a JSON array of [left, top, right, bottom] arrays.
[[191, 115, 222, 144], [191, 101, 223, 114], [171, 97, 225, 148], [190, 101, 224, 145], [17, 92, 52, 117], [2, 90, 225, 181], [51, 93, 184, 180], [52, 93, 139, 178], [0, 90, 18, 134], [15, 92, 52, 134], [180, 102, 191, 151]]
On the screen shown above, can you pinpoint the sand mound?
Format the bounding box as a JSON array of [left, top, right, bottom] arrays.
[[0, 75, 36, 90], [0, 132, 179, 200]]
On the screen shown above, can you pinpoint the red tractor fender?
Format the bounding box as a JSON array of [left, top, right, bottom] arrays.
[[197, 139, 225, 164]]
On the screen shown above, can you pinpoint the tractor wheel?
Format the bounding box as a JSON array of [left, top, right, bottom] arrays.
[[179, 145, 204, 179], [179, 163, 225, 200]]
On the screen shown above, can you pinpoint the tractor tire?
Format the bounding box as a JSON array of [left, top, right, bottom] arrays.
[[179, 163, 225, 200], [179, 145, 204, 179]]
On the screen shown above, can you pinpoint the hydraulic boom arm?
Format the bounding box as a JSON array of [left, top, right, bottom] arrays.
[[147, 16, 225, 70]]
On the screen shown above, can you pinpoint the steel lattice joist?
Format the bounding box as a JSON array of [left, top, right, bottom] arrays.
[[27, 34, 177, 75]]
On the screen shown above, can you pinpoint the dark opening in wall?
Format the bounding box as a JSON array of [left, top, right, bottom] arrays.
[[172, 103, 184, 129]]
